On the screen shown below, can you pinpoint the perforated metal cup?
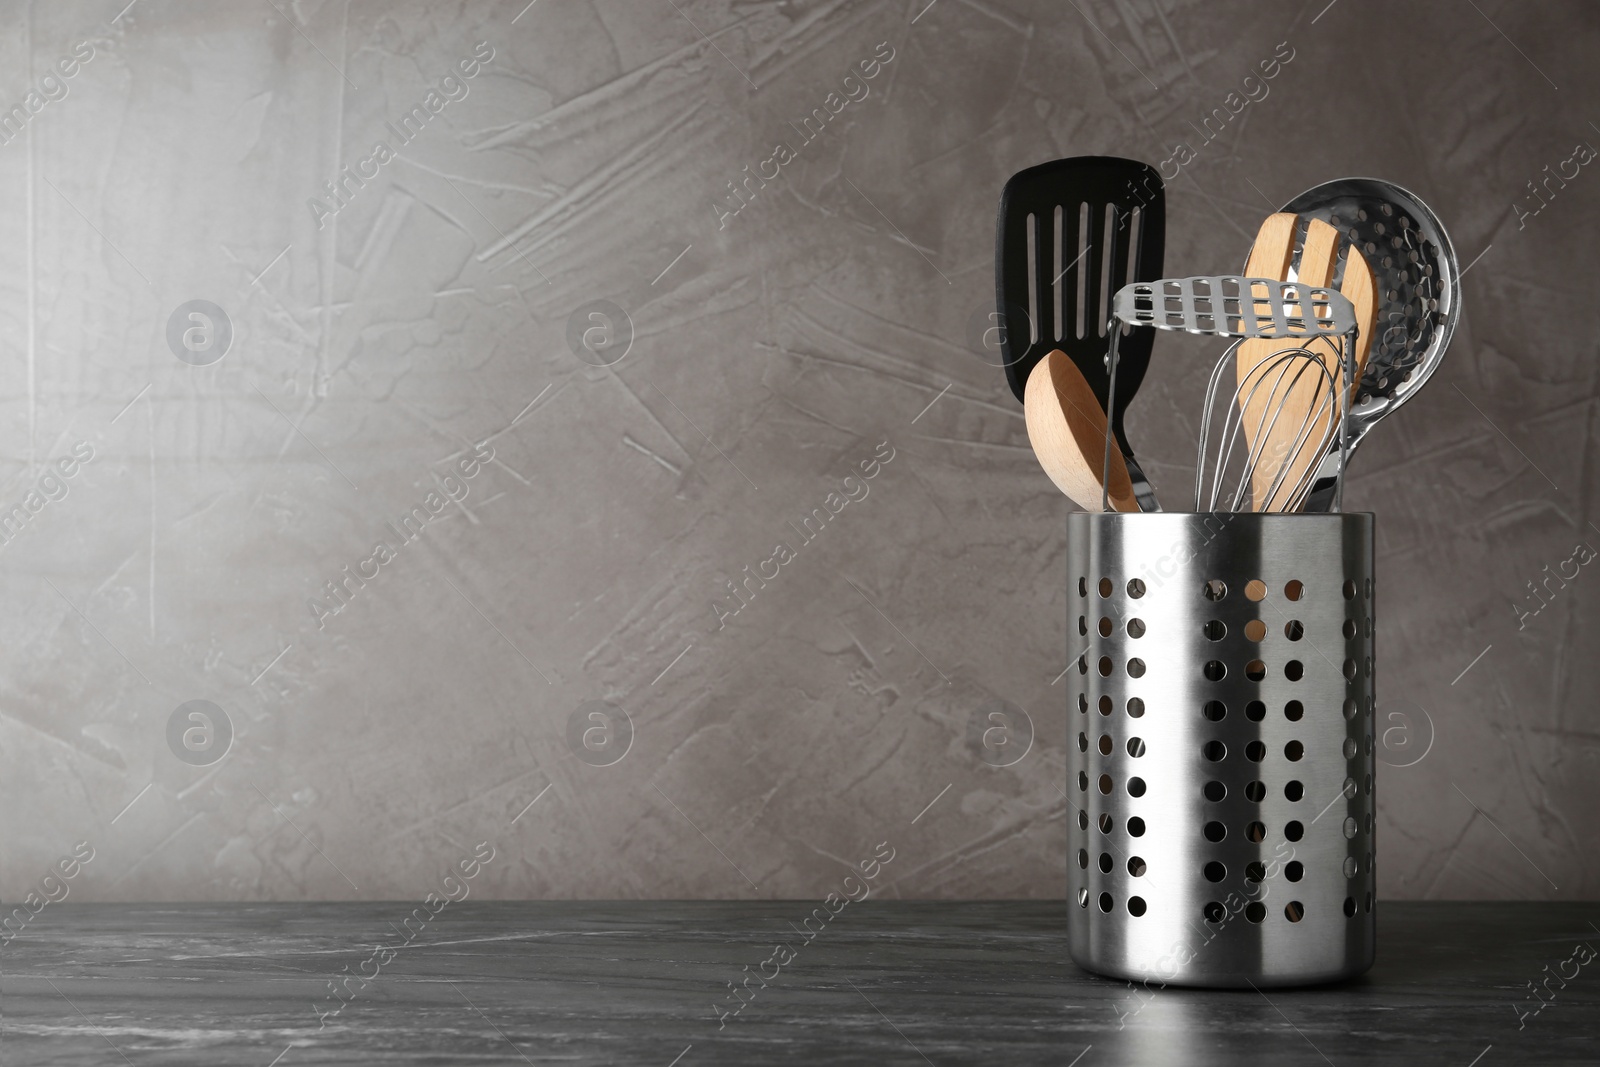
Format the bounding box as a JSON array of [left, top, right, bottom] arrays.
[[1065, 512, 1376, 988]]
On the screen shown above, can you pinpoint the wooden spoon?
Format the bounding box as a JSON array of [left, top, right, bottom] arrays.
[[1236, 213, 1378, 510], [1025, 349, 1139, 513]]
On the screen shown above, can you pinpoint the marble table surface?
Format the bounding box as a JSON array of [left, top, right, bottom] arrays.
[[3, 901, 1596, 1065]]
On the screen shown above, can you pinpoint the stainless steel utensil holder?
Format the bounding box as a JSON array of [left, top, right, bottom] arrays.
[[1066, 512, 1375, 988]]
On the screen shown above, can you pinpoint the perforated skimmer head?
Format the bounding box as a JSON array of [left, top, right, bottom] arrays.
[[1276, 178, 1459, 434]]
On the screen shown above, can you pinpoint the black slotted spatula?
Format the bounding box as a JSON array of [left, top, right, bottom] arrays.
[[995, 156, 1165, 510]]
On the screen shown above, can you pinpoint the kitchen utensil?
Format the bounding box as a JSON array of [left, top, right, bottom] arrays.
[[1270, 179, 1460, 511], [1235, 215, 1378, 511], [1066, 509, 1377, 987], [1102, 275, 1359, 512], [1201, 347, 1339, 513], [996, 157, 1166, 510], [1025, 349, 1139, 513]]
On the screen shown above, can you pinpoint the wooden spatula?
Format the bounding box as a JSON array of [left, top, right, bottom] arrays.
[[1236, 213, 1378, 510], [1025, 349, 1139, 513]]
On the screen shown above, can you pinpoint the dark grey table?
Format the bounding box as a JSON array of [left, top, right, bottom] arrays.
[[3, 902, 1596, 1065]]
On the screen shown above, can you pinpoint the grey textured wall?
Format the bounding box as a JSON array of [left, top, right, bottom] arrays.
[[2, 0, 1596, 903]]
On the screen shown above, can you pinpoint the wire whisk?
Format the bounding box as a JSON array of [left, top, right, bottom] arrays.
[[1195, 343, 1340, 513], [1106, 274, 1360, 513]]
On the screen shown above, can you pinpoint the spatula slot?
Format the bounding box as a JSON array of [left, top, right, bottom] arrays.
[[1075, 202, 1091, 341], [1121, 207, 1143, 337], [1025, 211, 1040, 345], [1053, 204, 1065, 342], [1097, 203, 1117, 338]]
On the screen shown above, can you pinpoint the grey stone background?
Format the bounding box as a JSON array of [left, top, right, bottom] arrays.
[[0, 0, 1595, 903]]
